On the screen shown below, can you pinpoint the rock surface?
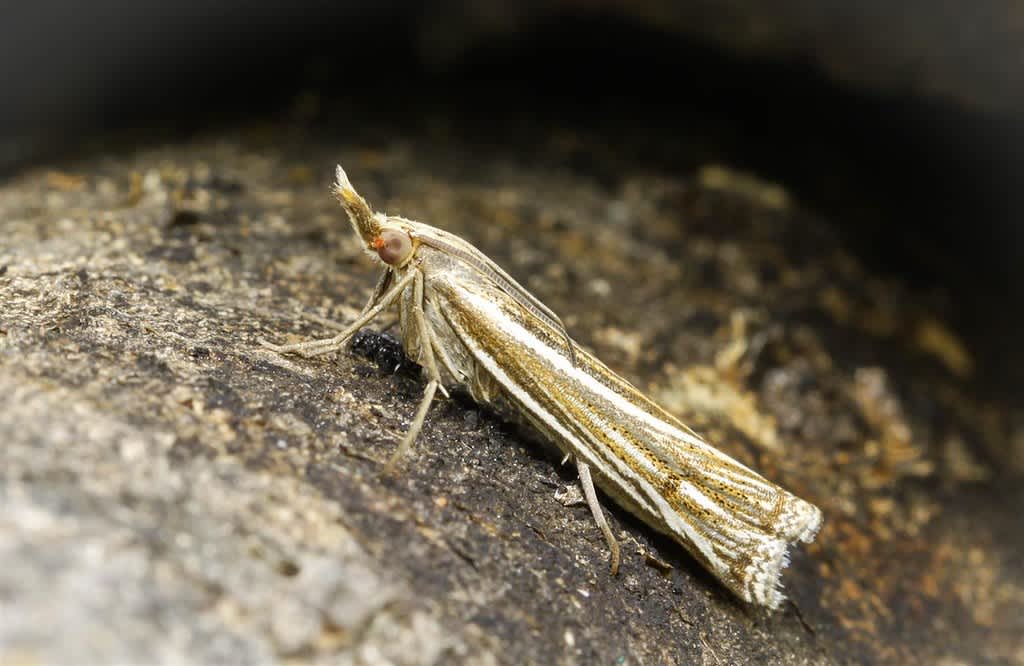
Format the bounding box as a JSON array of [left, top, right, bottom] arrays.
[[2, 114, 1022, 664]]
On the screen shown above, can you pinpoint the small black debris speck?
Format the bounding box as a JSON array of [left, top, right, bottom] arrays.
[[350, 328, 419, 376]]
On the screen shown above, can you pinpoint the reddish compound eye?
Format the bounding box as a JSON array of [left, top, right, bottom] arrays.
[[374, 228, 413, 265]]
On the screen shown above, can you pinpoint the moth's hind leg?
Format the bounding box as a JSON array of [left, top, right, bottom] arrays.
[[577, 460, 621, 575], [260, 269, 413, 358]]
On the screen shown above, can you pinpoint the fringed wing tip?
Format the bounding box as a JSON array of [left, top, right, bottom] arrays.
[[742, 537, 791, 609], [797, 505, 824, 544], [776, 497, 824, 544], [744, 505, 823, 609]]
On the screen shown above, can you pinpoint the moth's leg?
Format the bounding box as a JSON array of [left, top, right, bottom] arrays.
[[430, 333, 464, 385], [383, 378, 438, 474], [260, 269, 415, 358], [383, 268, 446, 471], [409, 268, 448, 397], [308, 271, 397, 333], [577, 460, 621, 575], [303, 309, 399, 340], [421, 285, 462, 386], [406, 269, 463, 387], [358, 268, 394, 318], [349, 269, 399, 335]]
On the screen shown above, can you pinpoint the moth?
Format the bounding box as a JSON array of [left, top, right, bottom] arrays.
[[262, 166, 823, 609]]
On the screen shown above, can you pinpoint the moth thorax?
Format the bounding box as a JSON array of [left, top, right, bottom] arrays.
[[374, 228, 413, 266]]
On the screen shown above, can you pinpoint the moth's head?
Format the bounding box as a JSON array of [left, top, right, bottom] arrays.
[[371, 222, 414, 267], [334, 165, 415, 267]]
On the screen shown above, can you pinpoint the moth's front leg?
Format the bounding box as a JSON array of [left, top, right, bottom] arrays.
[[260, 269, 414, 358], [357, 267, 394, 318]]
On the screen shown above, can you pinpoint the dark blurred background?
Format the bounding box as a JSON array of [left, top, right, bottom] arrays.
[[2, 0, 1022, 388]]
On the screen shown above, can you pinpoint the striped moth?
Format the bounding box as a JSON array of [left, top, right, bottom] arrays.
[[262, 166, 822, 609]]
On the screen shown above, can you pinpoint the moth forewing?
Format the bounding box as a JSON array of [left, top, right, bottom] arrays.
[[263, 165, 822, 610], [428, 262, 821, 608]]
